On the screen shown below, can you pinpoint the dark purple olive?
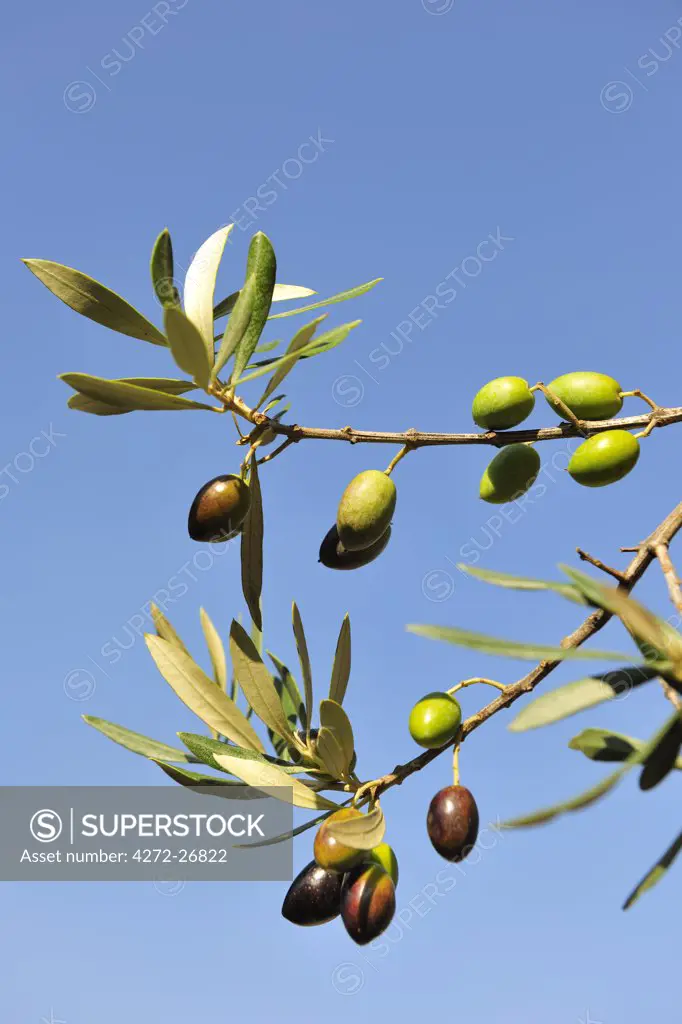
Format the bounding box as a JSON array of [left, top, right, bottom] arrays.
[[341, 863, 396, 945], [319, 524, 391, 570], [426, 785, 479, 862], [281, 860, 344, 926], [188, 474, 250, 542]]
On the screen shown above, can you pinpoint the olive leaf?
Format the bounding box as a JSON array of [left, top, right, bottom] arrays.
[[505, 709, 682, 828], [183, 225, 233, 366], [152, 759, 264, 795], [213, 751, 338, 810], [256, 315, 327, 409], [623, 829, 682, 910], [234, 805, 348, 849], [315, 729, 347, 779], [292, 602, 314, 737], [235, 320, 361, 386], [328, 614, 351, 706], [213, 274, 257, 378], [268, 652, 306, 732], [23, 259, 167, 345], [326, 804, 386, 850], [145, 634, 264, 751], [569, 728, 643, 763], [67, 378, 198, 416], [60, 373, 218, 413], [229, 620, 296, 744], [509, 665, 661, 732], [83, 715, 196, 762], [231, 232, 277, 384], [241, 457, 263, 632], [457, 564, 586, 605], [150, 228, 180, 307], [200, 608, 227, 691], [163, 307, 212, 389], [266, 277, 382, 320], [318, 699, 354, 776], [178, 732, 317, 775], [151, 603, 190, 657], [67, 395, 129, 416], [639, 715, 682, 791], [407, 623, 635, 663], [213, 283, 315, 320]]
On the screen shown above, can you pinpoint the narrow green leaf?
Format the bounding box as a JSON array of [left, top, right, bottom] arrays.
[[213, 274, 257, 377], [164, 306, 212, 389], [150, 228, 180, 307], [234, 805, 345, 849], [569, 728, 642, 763], [231, 232, 277, 383], [67, 395, 130, 416], [60, 373, 218, 413], [326, 804, 386, 851], [639, 716, 682, 791], [329, 615, 351, 705], [315, 728, 347, 779], [152, 759, 264, 795], [268, 652, 306, 731], [151, 604, 190, 657], [83, 715, 195, 762], [178, 732, 313, 775], [23, 258, 167, 345], [458, 565, 586, 605], [235, 320, 361, 385], [213, 751, 338, 810], [229, 620, 295, 743], [67, 377, 197, 416], [200, 608, 227, 690], [240, 457, 263, 632], [255, 340, 281, 354], [145, 634, 264, 751], [509, 665, 661, 732], [292, 603, 314, 736], [319, 699, 354, 776], [407, 623, 635, 663], [267, 278, 382, 320], [213, 283, 315, 320], [184, 225, 233, 365], [256, 315, 326, 409], [623, 829, 682, 909]]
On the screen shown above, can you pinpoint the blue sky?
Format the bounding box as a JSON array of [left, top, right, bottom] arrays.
[[2, 0, 682, 1020]]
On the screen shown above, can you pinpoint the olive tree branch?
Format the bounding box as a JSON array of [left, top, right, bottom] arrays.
[[217, 391, 682, 451], [367, 498, 682, 801]]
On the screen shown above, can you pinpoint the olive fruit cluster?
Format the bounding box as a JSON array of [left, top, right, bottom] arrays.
[[282, 808, 398, 945], [472, 371, 643, 504], [320, 469, 396, 570]]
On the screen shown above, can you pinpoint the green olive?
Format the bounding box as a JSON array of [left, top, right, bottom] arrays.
[[472, 377, 535, 430], [313, 808, 366, 873], [409, 691, 462, 749], [546, 372, 622, 421], [188, 474, 250, 542], [367, 843, 399, 887], [568, 430, 640, 487], [479, 443, 540, 504], [337, 470, 396, 552]]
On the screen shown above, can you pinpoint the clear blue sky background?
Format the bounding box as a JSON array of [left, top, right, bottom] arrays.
[[2, 0, 682, 1020]]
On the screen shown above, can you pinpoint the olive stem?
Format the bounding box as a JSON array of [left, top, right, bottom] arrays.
[[452, 742, 461, 786], [576, 548, 628, 583], [447, 677, 506, 695], [385, 444, 413, 476], [620, 389, 659, 412], [256, 437, 297, 465], [531, 382, 589, 437]]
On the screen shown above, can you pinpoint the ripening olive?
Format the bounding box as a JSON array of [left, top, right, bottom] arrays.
[[409, 692, 462, 749], [341, 863, 396, 945], [479, 443, 541, 504], [188, 474, 250, 542], [472, 377, 535, 430], [337, 470, 396, 552], [319, 523, 391, 570], [367, 842, 399, 887], [545, 372, 623, 421], [314, 808, 366, 872], [568, 429, 640, 487], [427, 785, 479, 862], [281, 859, 344, 926]]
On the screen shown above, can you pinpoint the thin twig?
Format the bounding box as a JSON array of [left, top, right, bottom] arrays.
[[576, 548, 628, 583]]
